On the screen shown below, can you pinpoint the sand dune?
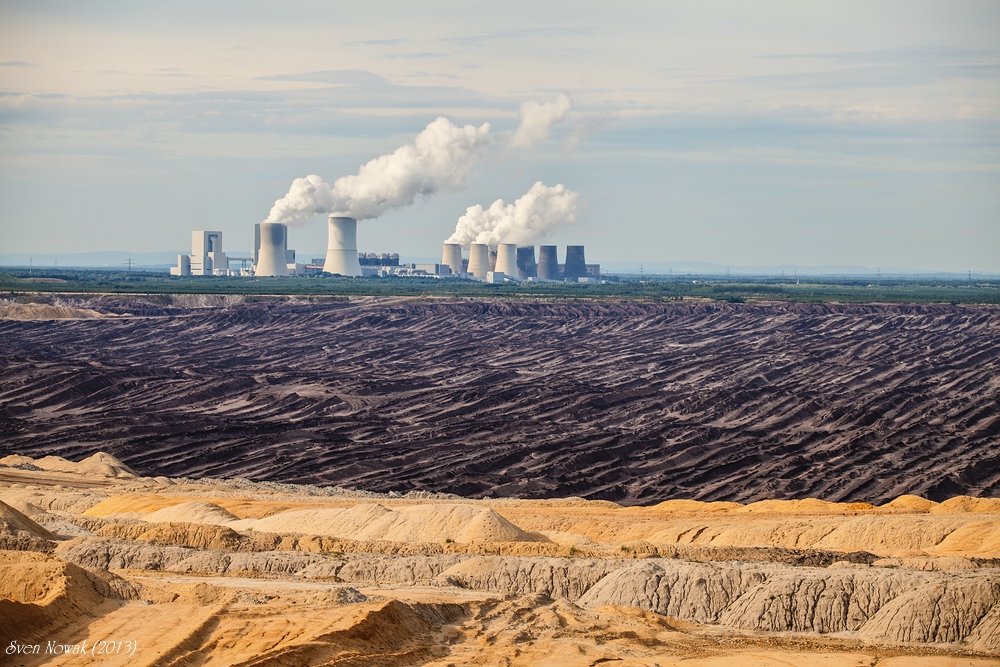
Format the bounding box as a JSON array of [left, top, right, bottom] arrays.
[[238, 503, 538, 544], [2, 455, 999, 665]]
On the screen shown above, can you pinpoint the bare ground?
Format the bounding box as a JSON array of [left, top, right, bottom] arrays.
[[1, 297, 998, 504]]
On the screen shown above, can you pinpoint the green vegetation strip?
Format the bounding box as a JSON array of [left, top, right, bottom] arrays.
[[1, 269, 998, 304]]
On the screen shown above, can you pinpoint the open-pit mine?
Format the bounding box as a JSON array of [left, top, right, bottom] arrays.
[[1, 296, 998, 665], [1, 297, 997, 502]]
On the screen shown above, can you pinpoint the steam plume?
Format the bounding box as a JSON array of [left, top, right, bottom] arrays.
[[445, 182, 579, 247], [264, 95, 574, 227], [509, 93, 572, 149], [266, 117, 491, 225]]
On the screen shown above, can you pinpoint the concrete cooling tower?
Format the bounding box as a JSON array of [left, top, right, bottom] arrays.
[[537, 245, 559, 280], [495, 243, 518, 278], [442, 243, 464, 275], [323, 216, 363, 276], [467, 243, 489, 280], [516, 246, 537, 279], [564, 245, 587, 279], [255, 223, 289, 277]]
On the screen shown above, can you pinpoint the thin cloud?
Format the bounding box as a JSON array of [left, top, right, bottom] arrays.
[[379, 52, 450, 60], [443, 26, 597, 46], [1, 61, 39, 67], [350, 37, 412, 47]]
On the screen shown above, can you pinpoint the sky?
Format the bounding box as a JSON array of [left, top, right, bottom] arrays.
[[0, 0, 998, 272]]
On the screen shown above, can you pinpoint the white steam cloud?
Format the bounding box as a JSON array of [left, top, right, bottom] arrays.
[[265, 117, 491, 225], [264, 95, 575, 227], [445, 182, 579, 247], [509, 93, 573, 149]]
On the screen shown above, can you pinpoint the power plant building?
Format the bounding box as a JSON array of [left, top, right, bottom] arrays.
[[253, 223, 290, 277], [169, 218, 599, 283], [171, 230, 232, 276], [324, 216, 363, 276], [467, 243, 490, 280], [516, 246, 537, 279], [494, 244, 519, 279]]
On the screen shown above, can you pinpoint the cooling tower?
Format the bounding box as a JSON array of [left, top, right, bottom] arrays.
[[516, 246, 537, 279], [323, 216, 363, 276], [495, 243, 518, 278], [255, 223, 289, 277], [442, 243, 464, 275], [467, 243, 489, 280], [564, 245, 587, 279], [537, 245, 559, 280]]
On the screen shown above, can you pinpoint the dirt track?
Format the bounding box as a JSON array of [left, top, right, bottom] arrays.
[[1, 298, 998, 503]]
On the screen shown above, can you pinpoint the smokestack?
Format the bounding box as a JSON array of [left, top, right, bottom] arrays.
[[516, 246, 537, 279], [442, 243, 463, 275], [564, 245, 587, 279], [467, 243, 489, 280], [255, 223, 289, 277], [323, 216, 363, 276], [537, 245, 559, 280], [495, 243, 518, 277]]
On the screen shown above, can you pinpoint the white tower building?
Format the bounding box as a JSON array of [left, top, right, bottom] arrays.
[[495, 243, 518, 278], [442, 243, 464, 275], [323, 216, 363, 276], [254, 223, 289, 277], [467, 243, 489, 280]]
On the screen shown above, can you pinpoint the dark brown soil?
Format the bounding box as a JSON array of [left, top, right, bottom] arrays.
[[1, 298, 997, 504]]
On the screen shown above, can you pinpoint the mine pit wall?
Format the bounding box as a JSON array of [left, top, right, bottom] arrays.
[[0, 300, 998, 504]]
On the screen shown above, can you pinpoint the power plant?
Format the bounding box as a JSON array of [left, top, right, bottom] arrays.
[[172, 221, 599, 282]]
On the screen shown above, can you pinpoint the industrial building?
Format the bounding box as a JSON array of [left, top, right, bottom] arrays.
[[253, 223, 302, 276], [171, 231, 235, 276], [441, 242, 599, 282], [172, 220, 599, 282]]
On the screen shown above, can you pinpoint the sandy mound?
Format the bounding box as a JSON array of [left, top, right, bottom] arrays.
[[738, 498, 876, 515], [243, 503, 537, 544], [0, 454, 38, 467], [813, 516, 974, 555], [75, 452, 138, 478], [647, 499, 743, 514], [934, 496, 1000, 515], [145, 501, 240, 526], [0, 550, 111, 642], [882, 495, 938, 511], [84, 494, 190, 517], [94, 521, 250, 551], [932, 519, 1000, 556], [0, 452, 135, 478], [0, 500, 56, 540], [0, 303, 106, 320]]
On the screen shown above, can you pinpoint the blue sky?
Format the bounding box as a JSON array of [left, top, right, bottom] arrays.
[[1, 1, 998, 271]]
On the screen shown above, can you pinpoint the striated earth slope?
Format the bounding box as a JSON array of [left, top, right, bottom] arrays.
[[1, 297, 998, 503]]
